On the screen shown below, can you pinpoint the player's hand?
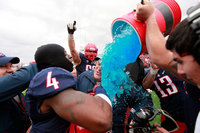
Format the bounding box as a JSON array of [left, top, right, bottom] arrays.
[[67, 21, 76, 34], [135, 0, 154, 22], [153, 123, 169, 133]]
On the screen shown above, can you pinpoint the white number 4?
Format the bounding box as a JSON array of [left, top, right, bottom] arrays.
[[46, 71, 60, 89]]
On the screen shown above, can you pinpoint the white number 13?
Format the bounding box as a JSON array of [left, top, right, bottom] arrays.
[[154, 75, 178, 98]]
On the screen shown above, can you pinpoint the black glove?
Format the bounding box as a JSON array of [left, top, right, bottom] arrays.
[[67, 21, 76, 34], [132, 108, 154, 126]]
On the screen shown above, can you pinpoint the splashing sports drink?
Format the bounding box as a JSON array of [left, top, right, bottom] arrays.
[[101, 0, 182, 101], [101, 25, 141, 100]]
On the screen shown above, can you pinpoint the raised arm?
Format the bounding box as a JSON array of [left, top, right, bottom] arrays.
[[135, 0, 193, 84], [42, 88, 112, 133], [145, 14, 175, 70], [136, 0, 174, 68], [142, 67, 159, 89], [67, 21, 82, 66]]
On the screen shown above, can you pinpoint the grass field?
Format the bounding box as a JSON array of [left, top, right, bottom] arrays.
[[150, 91, 161, 125]]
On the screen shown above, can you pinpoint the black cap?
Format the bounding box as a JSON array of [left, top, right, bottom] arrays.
[[35, 44, 73, 72]]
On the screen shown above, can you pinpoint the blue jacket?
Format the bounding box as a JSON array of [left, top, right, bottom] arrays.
[[0, 64, 38, 133], [0, 64, 38, 102], [76, 70, 96, 93]]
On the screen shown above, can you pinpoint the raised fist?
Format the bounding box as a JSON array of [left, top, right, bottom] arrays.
[[67, 21, 76, 34]]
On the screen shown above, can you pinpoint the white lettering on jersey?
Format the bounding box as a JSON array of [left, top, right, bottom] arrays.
[[85, 65, 96, 71], [154, 75, 178, 98], [46, 71, 60, 90]]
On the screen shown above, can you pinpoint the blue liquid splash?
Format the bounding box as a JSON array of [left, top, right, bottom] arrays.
[[101, 24, 141, 101]]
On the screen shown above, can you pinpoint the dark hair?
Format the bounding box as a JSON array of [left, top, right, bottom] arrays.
[[166, 18, 198, 56], [124, 57, 144, 86]]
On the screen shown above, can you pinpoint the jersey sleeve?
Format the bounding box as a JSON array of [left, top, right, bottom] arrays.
[[94, 86, 112, 107], [26, 67, 76, 99], [79, 52, 85, 60]]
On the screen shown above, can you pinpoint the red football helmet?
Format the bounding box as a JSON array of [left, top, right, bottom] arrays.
[[84, 43, 98, 61]]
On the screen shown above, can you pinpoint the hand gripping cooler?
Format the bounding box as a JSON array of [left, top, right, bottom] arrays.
[[111, 0, 182, 55]]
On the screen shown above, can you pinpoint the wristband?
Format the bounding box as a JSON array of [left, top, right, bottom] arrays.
[[150, 68, 159, 74], [68, 34, 74, 40]]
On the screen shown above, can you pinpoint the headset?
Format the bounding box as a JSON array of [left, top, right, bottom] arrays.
[[187, 3, 200, 64]]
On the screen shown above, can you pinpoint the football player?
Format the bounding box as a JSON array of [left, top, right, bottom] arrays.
[[67, 21, 99, 76]]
